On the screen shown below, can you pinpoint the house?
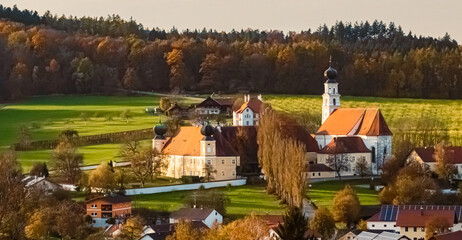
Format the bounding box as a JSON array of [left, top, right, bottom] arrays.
[[140, 221, 208, 240], [22, 176, 61, 195], [406, 147, 462, 179], [356, 231, 405, 240], [169, 208, 222, 228], [233, 94, 263, 126], [316, 136, 372, 176], [430, 231, 462, 240], [195, 96, 234, 115], [85, 195, 132, 228], [165, 103, 191, 117], [314, 63, 392, 174], [338, 229, 362, 240], [367, 205, 462, 240], [305, 163, 335, 179], [153, 124, 240, 181]]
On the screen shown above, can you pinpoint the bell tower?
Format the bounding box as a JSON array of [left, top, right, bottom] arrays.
[[322, 57, 340, 124]]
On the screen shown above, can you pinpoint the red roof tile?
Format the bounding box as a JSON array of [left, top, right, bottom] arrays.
[[235, 98, 263, 114], [162, 126, 238, 157], [414, 147, 462, 164], [316, 108, 392, 136], [318, 136, 371, 154], [396, 209, 455, 227]]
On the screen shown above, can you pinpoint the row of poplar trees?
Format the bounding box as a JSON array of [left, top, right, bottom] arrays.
[[257, 109, 306, 208]]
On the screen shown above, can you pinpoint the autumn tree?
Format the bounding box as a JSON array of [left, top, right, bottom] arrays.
[[184, 189, 228, 215], [25, 209, 49, 240], [116, 216, 145, 240], [326, 153, 349, 180], [166, 219, 203, 240], [51, 139, 83, 183], [275, 207, 309, 240], [160, 97, 172, 112], [332, 185, 360, 229], [434, 141, 458, 181], [120, 109, 132, 123], [18, 125, 32, 149], [30, 162, 49, 177], [310, 207, 336, 239], [88, 162, 116, 193], [355, 157, 371, 178], [425, 216, 452, 240], [205, 215, 269, 240], [122, 67, 138, 90], [165, 49, 187, 93], [203, 164, 217, 182]]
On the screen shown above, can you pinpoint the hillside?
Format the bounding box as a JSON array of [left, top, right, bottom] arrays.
[[0, 5, 461, 101]]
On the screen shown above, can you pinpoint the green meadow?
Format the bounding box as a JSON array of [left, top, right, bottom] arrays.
[[307, 179, 380, 208], [266, 95, 462, 142], [132, 185, 285, 218]]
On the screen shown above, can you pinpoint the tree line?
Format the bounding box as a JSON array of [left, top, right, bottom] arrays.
[[1, 5, 461, 100]]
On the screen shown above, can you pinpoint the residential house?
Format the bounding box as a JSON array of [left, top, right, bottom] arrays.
[[338, 229, 362, 240], [406, 147, 462, 179], [85, 195, 132, 228], [367, 205, 462, 240], [153, 124, 240, 181], [195, 96, 233, 115], [305, 163, 335, 179], [169, 208, 222, 228], [316, 136, 372, 176], [315, 64, 392, 174], [140, 221, 208, 240], [22, 176, 61, 195], [233, 94, 263, 126]]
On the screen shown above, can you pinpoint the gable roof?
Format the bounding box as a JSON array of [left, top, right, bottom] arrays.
[[23, 176, 61, 188], [170, 208, 216, 221], [413, 147, 462, 164], [306, 163, 335, 172], [196, 97, 233, 108], [372, 205, 462, 223], [162, 126, 239, 157], [219, 126, 259, 165], [283, 124, 319, 153], [144, 221, 208, 240], [432, 231, 462, 240], [318, 136, 371, 154], [396, 209, 455, 227], [85, 195, 131, 204], [316, 108, 392, 136], [235, 98, 263, 114]]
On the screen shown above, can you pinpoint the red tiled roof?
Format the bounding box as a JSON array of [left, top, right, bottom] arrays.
[[367, 212, 381, 222], [316, 108, 392, 136], [162, 126, 239, 157], [318, 136, 371, 154], [170, 208, 216, 220], [414, 147, 462, 164], [258, 215, 283, 229], [85, 195, 131, 204], [235, 98, 263, 114], [395, 209, 455, 227], [433, 231, 462, 240], [306, 163, 334, 172]]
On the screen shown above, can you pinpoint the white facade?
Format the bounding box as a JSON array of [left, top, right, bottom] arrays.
[[315, 135, 392, 174], [233, 108, 258, 126], [169, 209, 223, 228], [322, 81, 340, 124]]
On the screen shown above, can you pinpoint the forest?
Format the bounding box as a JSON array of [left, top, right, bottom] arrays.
[[0, 5, 461, 100]]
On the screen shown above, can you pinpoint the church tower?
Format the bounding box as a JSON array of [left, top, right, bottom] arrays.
[[322, 58, 340, 124]]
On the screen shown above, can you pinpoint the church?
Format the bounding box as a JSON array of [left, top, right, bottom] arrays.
[[314, 63, 393, 175]]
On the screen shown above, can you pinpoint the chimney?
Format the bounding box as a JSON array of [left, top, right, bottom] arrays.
[[247, 94, 251, 101], [258, 94, 262, 101], [243, 94, 247, 102], [420, 206, 424, 216]]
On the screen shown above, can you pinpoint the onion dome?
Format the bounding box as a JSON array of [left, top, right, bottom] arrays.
[[324, 67, 337, 83], [201, 123, 214, 140], [154, 123, 167, 139]]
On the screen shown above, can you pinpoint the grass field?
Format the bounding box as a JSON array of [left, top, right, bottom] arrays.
[[132, 185, 285, 218], [307, 179, 380, 208], [0, 94, 201, 147], [266, 95, 462, 141]]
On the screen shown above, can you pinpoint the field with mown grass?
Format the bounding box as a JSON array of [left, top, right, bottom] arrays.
[[0, 94, 202, 148], [307, 179, 380, 208], [131, 185, 285, 218], [266, 95, 462, 142]]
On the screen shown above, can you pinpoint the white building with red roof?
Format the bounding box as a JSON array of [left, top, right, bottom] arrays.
[[233, 94, 263, 126], [407, 147, 462, 179], [314, 64, 392, 174]]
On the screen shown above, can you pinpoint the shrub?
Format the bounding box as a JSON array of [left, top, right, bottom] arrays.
[[181, 176, 200, 184]]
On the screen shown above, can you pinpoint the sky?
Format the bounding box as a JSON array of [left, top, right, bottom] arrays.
[[2, 0, 462, 42]]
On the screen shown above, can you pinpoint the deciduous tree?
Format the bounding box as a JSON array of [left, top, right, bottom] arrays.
[[51, 139, 83, 183], [88, 162, 115, 193], [310, 207, 335, 239], [332, 185, 360, 229]]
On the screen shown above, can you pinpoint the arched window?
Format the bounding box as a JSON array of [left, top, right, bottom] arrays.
[[333, 88, 336, 94], [371, 146, 376, 163], [333, 98, 336, 105]]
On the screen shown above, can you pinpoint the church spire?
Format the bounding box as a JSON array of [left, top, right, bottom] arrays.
[[321, 59, 340, 124]]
